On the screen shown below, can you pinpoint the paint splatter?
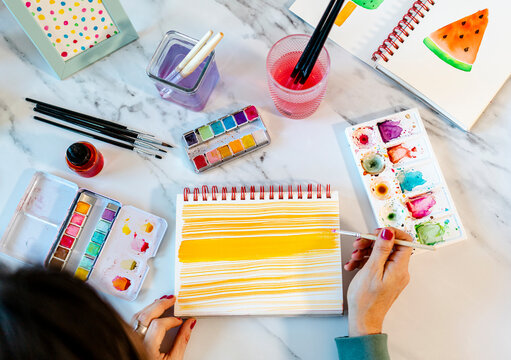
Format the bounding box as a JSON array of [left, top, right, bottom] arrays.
[[387, 144, 416, 164], [415, 221, 445, 245], [361, 153, 386, 175], [142, 222, 154, 233], [380, 201, 406, 226], [397, 170, 426, 192], [131, 233, 149, 253], [352, 126, 375, 148], [378, 120, 403, 143], [122, 223, 131, 235], [406, 193, 436, 218], [112, 276, 131, 291], [371, 180, 391, 200]]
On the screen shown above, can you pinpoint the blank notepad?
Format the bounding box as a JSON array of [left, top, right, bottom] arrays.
[[174, 186, 343, 316]]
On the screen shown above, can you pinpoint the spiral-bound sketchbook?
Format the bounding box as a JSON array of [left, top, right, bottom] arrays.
[[290, 0, 511, 130], [174, 185, 343, 316]]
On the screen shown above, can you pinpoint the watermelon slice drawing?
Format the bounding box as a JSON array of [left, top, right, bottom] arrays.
[[423, 9, 489, 72]]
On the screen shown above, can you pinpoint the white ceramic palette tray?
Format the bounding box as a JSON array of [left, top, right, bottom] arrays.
[[0, 172, 167, 301], [345, 108, 466, 247]]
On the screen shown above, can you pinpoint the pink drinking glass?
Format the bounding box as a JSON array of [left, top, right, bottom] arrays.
[[266, 34, 331, 119]]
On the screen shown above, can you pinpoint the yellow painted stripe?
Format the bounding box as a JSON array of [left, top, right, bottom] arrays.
[[178, 232, 338, 263]]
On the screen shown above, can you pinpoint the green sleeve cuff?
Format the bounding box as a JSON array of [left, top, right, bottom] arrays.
[[335, 334, 390, 360]]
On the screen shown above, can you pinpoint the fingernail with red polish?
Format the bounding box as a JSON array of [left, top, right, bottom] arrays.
[[380, 228, 394, 240], [345, 261, 350, 266], [191, 320, 197, 329], [352, 249, 358, 255], [175, 317, 182, 321]]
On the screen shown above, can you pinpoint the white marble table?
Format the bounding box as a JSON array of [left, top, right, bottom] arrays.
[[1, 0, 510, 359]]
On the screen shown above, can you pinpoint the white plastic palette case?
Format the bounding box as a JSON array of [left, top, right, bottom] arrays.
[[345, 108, 466, 247], [0, 172, 167, 301]]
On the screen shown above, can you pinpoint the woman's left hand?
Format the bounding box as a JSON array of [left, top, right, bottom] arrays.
[[133, 295, 196, 360]]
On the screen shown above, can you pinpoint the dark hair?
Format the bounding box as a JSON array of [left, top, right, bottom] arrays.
[[0, 267, 144, 360]]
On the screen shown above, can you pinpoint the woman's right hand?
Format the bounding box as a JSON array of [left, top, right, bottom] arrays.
[[344, 227, 413, 337], [133, 295, 196, 360]]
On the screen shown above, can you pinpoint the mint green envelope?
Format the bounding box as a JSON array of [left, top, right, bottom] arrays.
[[2, 0, 138, 79]]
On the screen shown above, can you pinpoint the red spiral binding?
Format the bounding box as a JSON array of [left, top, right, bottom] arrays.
[[372, 0, 435, 62], [183, 185, 333, 201], [202, 185, 208, 201]]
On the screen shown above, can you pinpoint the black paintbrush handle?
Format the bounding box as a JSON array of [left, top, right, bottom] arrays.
[[291, 0, 338, 79], [27, 98, 130, 131], [34, 115, 136, 151], [298, 0, 346, 84], [33, 107, 165, 154], [34, 104, 142, 139]]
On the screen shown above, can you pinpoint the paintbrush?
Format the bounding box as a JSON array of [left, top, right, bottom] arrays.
[[34, 116, 163, 159], [33, 106, 167, 154], [26, 98, 173, 148], [336, 230, 436, 251]]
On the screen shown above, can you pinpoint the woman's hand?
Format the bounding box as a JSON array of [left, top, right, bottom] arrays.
[[133, 295, 196, 360], [344, 227, 412, 337]]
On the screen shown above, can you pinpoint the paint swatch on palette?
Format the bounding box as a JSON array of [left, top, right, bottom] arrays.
[[174, 185, 342, 316], [0, 172, 167, 301], [345, 108, 466, 247], [87, 206, 167, 301], [183, 106, 271, 173]]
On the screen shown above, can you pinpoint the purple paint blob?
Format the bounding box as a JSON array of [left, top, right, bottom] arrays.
[[378, 120, 403, 143], [102, 208, 116, 222]]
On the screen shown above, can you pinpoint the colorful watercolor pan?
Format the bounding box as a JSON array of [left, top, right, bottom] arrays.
[[345, 109, 466, 248], [182, 105, 271, 173], [0, 172, 167, 301]]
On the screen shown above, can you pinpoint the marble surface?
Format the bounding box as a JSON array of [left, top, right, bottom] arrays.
[[0, 0, 510, 359]]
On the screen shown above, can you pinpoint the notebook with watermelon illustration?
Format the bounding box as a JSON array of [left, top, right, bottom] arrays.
[[290, 0, 511, 130]]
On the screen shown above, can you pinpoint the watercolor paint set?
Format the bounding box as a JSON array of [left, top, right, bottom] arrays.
[[183, 105, 271, 172], [345, 109, 466, 247], [0, 172, 167, 301]]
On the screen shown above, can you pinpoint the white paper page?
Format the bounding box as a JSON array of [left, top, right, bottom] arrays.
[[376, 0, 511, 129], [290, 0, 414, 63], [174, 191, 343, 316]]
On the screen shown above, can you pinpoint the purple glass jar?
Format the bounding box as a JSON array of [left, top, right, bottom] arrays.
[[147, 30, 220, 112]]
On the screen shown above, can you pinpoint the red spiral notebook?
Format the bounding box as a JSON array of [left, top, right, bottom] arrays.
[[290, 0, 511, 130], [173, 185, 343, 316]]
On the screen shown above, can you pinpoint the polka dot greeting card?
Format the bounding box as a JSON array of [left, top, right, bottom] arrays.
[[3, 0, 138, 79]]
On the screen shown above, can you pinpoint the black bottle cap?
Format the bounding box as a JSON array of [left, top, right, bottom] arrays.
[[66, 143, 91, 166]]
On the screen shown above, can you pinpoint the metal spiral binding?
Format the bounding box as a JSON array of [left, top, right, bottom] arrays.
[[372, 0, 435, 62], [183, 185, 332, 201]]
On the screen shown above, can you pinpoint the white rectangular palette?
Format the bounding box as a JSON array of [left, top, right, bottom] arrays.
[[346, 109, 466, 247], [0, 172, 167, 301]]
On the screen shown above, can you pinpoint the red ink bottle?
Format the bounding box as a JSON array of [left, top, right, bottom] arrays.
[[66, 142, 104, 178]]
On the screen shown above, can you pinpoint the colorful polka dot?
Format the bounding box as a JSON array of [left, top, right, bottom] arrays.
[[58, 9, 64, 14], [38, 14, 45, 20], [36, 6, 41, 11], [44, 25, 49, 30], [61, 51, 67, 57], [63, 20, 68, 25], [26, 2, 31, 7]]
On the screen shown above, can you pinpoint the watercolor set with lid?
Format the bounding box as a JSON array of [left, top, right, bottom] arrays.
[[183, 105, 271, 172], [346, 108, 466, 247], [0, 172, 167, 301]]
